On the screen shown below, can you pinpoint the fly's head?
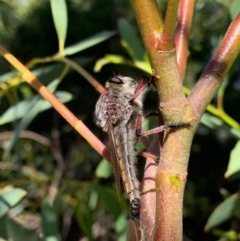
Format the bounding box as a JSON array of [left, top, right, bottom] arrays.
[[106, 75, 137, 100]]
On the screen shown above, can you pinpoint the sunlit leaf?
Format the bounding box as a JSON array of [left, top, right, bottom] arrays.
[[115, 212, 127, 233], [0, 188, 27, 218], [1, 88, 72, 158], [114, 213, 128, 241], [229, 0, 240, 20], [6, 215, 41, 241], [94, 54, 151, 73], [94, 54, 131, 72], [95, 159, 112, 178], [88, 191, 98, 211], [201, 113, 223, 129], [225, 141, 240, 178], [205, 193, 240, 232], [63, 31, 116, 56], [50, 0, 68, 53], [0, 91, 72, 125], [0, 63, 71, 96], [230, 128, 240, 139], [0, 70, 18, 83]]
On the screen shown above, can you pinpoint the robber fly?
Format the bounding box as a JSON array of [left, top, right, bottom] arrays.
[[94, 75, 152, 219]]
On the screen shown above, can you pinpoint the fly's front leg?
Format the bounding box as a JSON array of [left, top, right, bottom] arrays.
[[130, 75, 155, 105]]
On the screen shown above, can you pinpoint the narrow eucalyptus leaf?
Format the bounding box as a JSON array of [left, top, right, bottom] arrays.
[[225, 141, 240, 178], [0, 91, 72, 125], [0, 188, 27, 218], [118, 19, 144, 61], [41, 201, 60, 241], [205, 193, 240, 231], [63, 31, 116, 56], [229, 0, 240, 20], [50, 0, 68, 52]]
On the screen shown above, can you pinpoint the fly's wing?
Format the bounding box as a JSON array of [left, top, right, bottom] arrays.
[[127, 219, 142, 241], [107, 122, 122, 198]]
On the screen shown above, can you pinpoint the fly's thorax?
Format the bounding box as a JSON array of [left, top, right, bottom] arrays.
[[94, 92, 110, 131], [94, 91, 134, 132], [95, 74, 147, 132]]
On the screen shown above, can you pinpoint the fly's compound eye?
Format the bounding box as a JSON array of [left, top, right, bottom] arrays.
[[108, 76, 124, 85]]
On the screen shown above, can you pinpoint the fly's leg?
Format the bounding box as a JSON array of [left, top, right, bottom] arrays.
[[140, 122, 189, 137], [137, 122, 189, 164], [130, 75, 155, 105], [134, 114, 160, 164]]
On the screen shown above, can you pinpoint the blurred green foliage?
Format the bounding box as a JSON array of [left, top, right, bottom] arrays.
[[0, 0, 240, 240]]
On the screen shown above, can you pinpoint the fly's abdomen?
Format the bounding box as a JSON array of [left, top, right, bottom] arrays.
[[114, 126, 141, 218]]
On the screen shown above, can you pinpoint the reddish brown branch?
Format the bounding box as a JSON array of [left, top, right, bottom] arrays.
[[189, 13, 240, 117], [129, 2, 239, 241], [129, 2, 195, 240], [175, 0, 195, 81]]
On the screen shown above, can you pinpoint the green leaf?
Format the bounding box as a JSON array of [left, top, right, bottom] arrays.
[[0, 91, 72, 125], [136, 116, 158, 150], [63, 31, 116, 56], [94, 54, 132, 72], [205, 193, 240, 232], [0, 188, 27, 218], [229, 0, 240, 20], [41, 201, 60, 241], [225, 141, 240, 178], [88, 191, 98, 211], [0, 70, 18, 83], [75, 200, 93, 241], [1, 91, 72, 158], [118, 19, 145, 61], [50, 0, 68, 53], [201, 113, 223, 129], [95, 159, 112, 178], [92, 184, 124, 219], [6, 215, 41, 241], [114, 213, 128, 241], [94, 54, 151, 73], [230, 128, 240, 139], [114, 212, 128, 233]]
